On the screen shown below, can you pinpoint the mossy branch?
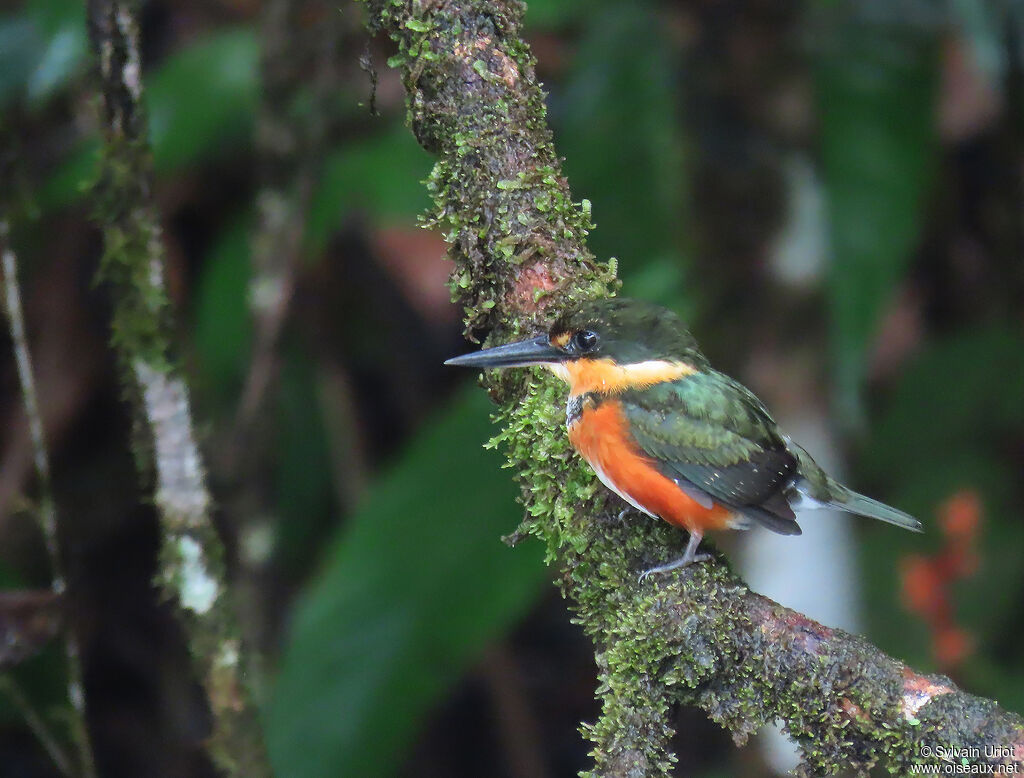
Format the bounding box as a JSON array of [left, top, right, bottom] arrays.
[[365, 0, 1024, 774], [85, 2, 271, 775]]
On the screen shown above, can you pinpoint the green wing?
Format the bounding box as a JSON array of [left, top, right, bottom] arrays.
[[620, 370, 800, 534]]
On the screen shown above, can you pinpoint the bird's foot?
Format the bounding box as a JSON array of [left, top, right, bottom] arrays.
[[637, 552, 710, 583], [638, 530, 708, 583]]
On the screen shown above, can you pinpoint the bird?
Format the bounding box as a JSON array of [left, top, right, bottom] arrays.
[[445, 297, 922, 578]]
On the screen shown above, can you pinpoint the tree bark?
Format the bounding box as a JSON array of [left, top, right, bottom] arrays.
[[363, 0, 1024, 774], [85, 2, 272, 775]]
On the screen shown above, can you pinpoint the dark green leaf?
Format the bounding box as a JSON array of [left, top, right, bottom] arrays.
[[268, 387, 545, 778], [273, 349, 336, 564], [305, 122, 433, 252], [522, 0, 591, 30], [0, 15, 41, 108], [863, 328, 1024, 482], [147, 27, 259, 172], [191, 215, 252, 407], [25, 0, 88, 103], [40, 27, 259, 209], [37, 140, 98, 211], [553, 3, 690, 312], [0, 0, 88, 109], [817, 16, 941, 420]]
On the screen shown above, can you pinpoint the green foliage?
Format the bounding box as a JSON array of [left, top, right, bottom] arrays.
[[305, 122, 433, 252], [38, 140, 98, 210], [41, 27, 259, 210], [267, 387, 546, 778], [817, 15, 940, 421], [25, 0, 87, 103], [866, 329, 1024, 482], [553, 2, 691, 314], [272, 349, 337, 566], [520, 0, 591, 30], [0, 0, 87, 109], [0, 14, 44, 109], [147, 27, 259, 172], [191, 215, 253, 407]]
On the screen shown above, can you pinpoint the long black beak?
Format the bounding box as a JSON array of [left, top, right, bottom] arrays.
[[445, 335, 565, 369]]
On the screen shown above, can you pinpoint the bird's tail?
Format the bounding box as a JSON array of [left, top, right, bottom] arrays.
[[786, 440, 923, 533], [827, 486, 923, 533]]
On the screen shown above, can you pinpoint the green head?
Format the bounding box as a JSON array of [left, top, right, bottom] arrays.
[[547, 298, 707, 366]]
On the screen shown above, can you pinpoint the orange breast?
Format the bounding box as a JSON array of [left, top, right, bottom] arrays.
[[568, 399, 734, 533]]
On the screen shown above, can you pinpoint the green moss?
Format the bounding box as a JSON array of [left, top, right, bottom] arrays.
[[92, 136, 173, 373], [404, 17, 431, 32], [364, 0, 612, 336]]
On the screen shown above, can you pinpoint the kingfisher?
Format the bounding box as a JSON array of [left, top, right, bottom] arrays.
[[446, 297, 922, 577]]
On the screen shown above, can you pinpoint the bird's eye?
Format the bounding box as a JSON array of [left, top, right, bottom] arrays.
[[572, 330, 600, 352]]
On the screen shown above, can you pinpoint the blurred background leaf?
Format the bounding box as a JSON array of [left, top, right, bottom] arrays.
[[267, 387, 545, 778], [147, 27, 259, 173], [40, 26, 259, 210], [0, 0, 87, 109], [192, 214, 253, 407], [816, 14, 941, 422], [553, 1, 692, 314], [306, 124, 433, 252]]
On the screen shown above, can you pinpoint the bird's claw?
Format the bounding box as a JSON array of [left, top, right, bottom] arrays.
[[637, 552, 711, 584]]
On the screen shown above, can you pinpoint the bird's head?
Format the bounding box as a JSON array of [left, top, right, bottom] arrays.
[[445, 298, 708, 394]]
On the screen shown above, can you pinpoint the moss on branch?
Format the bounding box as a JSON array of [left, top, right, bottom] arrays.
[[368, 0, 1024, 775], [366, 0, 615, 351], [86, 2, 270, 775]]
